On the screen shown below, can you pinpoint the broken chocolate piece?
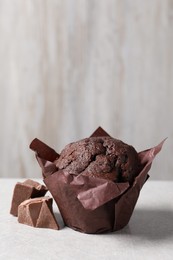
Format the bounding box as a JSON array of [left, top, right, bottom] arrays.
[[10, 179, 47, 216], [18, 196, 59, 230]]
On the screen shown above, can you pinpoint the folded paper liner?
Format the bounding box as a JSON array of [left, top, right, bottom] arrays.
[[30, 127, 165, 234]]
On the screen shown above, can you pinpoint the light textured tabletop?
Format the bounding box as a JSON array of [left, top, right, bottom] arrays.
[[0, 179, 173, 260]]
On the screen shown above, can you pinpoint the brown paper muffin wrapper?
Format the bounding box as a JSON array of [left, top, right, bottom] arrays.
[[30, 127, 166, 234]]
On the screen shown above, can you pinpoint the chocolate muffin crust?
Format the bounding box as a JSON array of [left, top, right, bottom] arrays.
[[55, 136, 140, 183]]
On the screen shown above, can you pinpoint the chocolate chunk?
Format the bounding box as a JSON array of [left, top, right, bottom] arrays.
[[18, 197, 59, 230], [10, 179, 48, 216]]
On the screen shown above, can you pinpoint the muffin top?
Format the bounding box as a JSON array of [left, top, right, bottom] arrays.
[[54, 136, 140, 183]]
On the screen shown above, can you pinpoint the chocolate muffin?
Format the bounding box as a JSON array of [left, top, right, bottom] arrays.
[[54, 136, 140, 183], [30, 127, 165, 233]]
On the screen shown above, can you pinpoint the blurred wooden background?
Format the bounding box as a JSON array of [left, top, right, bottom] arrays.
[[0, 0, 172, 179]]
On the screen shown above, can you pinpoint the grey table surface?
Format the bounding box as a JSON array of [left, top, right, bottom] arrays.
[[0, 178, 173, 260]]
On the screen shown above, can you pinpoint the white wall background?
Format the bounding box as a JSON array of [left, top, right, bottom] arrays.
[[0, 0, 172, 179]]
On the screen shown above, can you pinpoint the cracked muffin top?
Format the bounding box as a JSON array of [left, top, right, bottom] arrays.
[[54, 136, 140, 183]]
